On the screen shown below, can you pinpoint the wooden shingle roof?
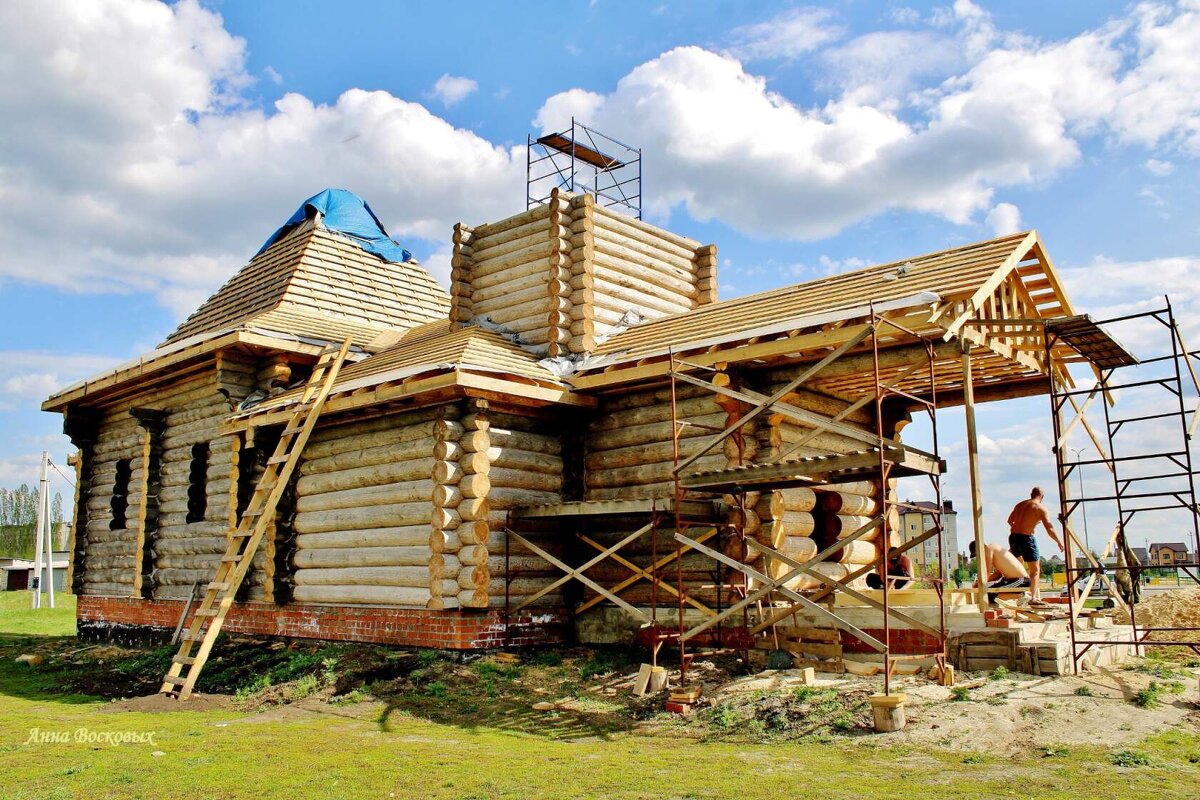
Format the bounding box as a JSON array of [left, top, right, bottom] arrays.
[[227, 320, 570, 426], [164, 220, 450, 347]]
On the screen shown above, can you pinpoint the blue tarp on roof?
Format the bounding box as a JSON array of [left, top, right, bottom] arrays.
[[257, 188, 412, 263]]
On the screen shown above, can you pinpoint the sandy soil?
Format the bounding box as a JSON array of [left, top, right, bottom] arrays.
[[1115, 586, 1200, 637], [709, 662, 1200, 753]]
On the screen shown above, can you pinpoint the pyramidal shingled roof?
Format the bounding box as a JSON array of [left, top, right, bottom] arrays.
[[163, 192, 450, 347]]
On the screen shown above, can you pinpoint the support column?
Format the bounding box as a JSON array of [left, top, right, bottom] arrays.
[[962, 342, 989, 613], [130, 408, 166, 599], [63, 408, 100, 596], [449, 223, 475, 331]]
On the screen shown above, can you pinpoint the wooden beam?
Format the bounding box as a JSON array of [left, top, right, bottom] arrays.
[[570, 312, 937, 391], [962, 341, 989, 613]]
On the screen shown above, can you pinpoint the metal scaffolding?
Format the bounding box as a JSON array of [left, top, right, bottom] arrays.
[[666, 307, 950, 695], [1047, 300, 1200, 667], [527, 119, 642, 218]]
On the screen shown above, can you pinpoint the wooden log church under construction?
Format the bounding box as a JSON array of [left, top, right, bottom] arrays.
[[47, 129, 1170, 699]]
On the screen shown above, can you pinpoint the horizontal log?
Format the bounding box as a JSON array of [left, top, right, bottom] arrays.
[[589, 396, 718, 432], [487, 467, 561, 493], [294, 503, 433, 534], [155, 553, 222, 570], [153, 536, 228, 556], [488, 447, 563, 475], [300, 438, 432, 476], [458, 588, 489, 608], [825, 514, 875, 540], [293, 566, 432, 587], [765, 512, 815, 548], [302, 412, 440, 460], [770, 487, 817, 516], [763, 536, 818, 580], [584, 454, 726, 489], [457, 520, 490, 547], [820, 491, 880, 516], [295, 525, 432, 551], [429, 553, 462, 579], [292, 585, 430, 606], [293, 546, 430, 569], [295, 480, 435, 514], [457, 565, 490, 589], [296, 458, 437, 496], [585, 413, 725, 453], [486, 428, 561, 456], [458, 473, 491, 499], [486, 487, 561, 511]]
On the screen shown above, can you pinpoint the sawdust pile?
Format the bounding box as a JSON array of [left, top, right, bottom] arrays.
[[1115, 586, 1200, 633]]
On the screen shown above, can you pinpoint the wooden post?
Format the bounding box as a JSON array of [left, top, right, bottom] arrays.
[[962, 341, 989, 613]]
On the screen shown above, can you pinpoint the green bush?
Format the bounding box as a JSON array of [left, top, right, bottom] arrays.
[[1074, 686, 1093, 697], [1133, 682, 1161, 709], [950, 686, 971, 702], [1111, 749, 1152, 767]]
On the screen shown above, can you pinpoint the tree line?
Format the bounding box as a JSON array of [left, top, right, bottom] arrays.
[[0, 485, 66, 559]]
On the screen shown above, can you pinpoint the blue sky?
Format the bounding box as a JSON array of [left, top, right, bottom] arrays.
[[2, 0, 1198, 553]]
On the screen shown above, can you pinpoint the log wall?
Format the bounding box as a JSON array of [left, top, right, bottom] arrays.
[[292, 408, 443, 608], [450, 190, 716, 355], [731, 369, 890, 594], [584, 383, 726, 501], [481, 409, 565, 608], [152, 370, 245, 600]]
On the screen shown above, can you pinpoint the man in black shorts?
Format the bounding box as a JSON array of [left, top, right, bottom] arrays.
[[1006, 487, 1063, 603]]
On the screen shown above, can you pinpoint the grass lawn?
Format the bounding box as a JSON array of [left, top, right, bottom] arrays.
[[0, 593, 1197, 800]]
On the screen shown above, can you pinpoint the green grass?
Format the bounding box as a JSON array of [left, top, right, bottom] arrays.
[[0, 594, 1199, 799]]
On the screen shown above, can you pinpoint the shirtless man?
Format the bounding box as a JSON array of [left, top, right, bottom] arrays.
[[1007, 487, 1063, 603]]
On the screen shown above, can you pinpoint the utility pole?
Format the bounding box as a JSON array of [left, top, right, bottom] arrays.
[[31, 451, 54, 609]]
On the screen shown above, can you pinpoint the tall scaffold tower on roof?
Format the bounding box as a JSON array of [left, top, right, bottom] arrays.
[[527, 118, 642, 219]]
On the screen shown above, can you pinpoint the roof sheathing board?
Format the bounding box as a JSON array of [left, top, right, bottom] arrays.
[[588, 233, 1031, 363]]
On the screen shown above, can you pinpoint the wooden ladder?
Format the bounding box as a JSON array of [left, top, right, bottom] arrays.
[[160, 338, 352, 700]]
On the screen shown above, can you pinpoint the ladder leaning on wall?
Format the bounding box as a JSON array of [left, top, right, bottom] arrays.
[[160, 338, 352, 700]]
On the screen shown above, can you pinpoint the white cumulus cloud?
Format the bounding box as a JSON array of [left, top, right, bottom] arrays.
[[985, 202, 1022, 235], [0, 0, 521, 317], [428, 74, 479, 107]]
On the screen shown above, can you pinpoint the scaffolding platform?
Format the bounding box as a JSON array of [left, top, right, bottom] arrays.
[[1045, 315, 1138, 369], [678, 446, 946, 492], [510, 498, 720, 521]]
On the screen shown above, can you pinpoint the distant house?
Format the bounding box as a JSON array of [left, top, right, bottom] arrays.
[[1130, 546, 1149, 565], [1149, 542, 1191, 566], [1, 551, 69, 592]]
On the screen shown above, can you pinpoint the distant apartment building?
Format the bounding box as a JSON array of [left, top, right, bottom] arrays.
[[899, 500, 958, 577]]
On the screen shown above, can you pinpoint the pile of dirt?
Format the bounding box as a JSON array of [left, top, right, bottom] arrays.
[[1115, 587, 1200, 636]]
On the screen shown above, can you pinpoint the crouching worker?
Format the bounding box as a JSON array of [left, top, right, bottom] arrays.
[[866, 552, 912, 590], [968, 540, 1030, 592]]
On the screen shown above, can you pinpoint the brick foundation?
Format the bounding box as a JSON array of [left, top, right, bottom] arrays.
[[841, 627, 943, 655], [76, 595, 569, 650]]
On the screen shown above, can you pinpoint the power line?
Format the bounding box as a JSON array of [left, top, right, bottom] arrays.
[[46, 459, 76, 490]]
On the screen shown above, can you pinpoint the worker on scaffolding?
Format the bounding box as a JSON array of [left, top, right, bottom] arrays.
[[1007, 487, 1063, 605]]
